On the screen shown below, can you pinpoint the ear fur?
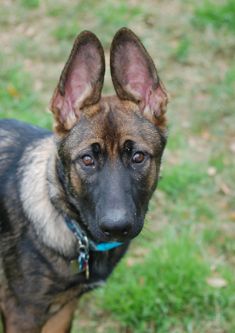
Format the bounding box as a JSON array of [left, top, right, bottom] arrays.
[[50, 31, 105, 133], [110, 28, 168, 126]]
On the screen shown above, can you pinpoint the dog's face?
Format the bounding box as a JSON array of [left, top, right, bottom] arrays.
[[50, 28, 168, 243]]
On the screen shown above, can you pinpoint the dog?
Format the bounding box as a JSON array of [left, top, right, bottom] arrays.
[[0, 28, 168, 333]]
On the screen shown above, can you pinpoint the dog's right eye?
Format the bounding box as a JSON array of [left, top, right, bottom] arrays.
[[82, 155, 95, 167]]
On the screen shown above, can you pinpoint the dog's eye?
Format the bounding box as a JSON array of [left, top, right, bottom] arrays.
[[132, 152, 145, 164], [82, 155, 95, 167]]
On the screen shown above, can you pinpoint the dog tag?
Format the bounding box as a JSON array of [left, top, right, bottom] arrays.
[[70, 259, 79, 274], [85, 262, 90, 280]]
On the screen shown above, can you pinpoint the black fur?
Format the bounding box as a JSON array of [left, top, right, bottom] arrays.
[[0, 119, 131, 332]]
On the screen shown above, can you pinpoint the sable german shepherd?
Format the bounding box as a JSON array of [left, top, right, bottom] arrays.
[[0, 28, 168, 332]]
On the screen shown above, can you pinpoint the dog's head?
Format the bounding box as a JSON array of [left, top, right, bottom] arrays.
[[50, 28, 168, 243]]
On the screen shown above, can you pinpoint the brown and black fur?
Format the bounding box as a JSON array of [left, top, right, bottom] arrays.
[[0, 28, 168, 332]]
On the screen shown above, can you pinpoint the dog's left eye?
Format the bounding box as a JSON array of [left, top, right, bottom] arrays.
[[132, 152, 145, 164], [82, 155, 95, 167]]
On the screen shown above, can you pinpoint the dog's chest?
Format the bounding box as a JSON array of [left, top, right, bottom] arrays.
[[40, 254, 115, 318]]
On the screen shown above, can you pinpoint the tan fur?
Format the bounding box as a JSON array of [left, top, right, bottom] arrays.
[[69, 164, 82, 195], [42, 300, 77, 333], [19, 137, 76, 257]]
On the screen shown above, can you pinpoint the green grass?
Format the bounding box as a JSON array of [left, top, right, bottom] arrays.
[[0, 54, 51, 128], [172, 37, 191, 64], [21, 0, 40, 9], [194, 0, 235, 32], [158, 163, 205, 201], [157, 162, 219, 224], [51, 0, 144, 46], [48, 0, 143, 47], [84, 228, 235, 333], [191, 61, 235, 136]]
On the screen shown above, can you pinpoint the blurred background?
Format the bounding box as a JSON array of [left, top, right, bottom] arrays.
[[0, 0, 235, 332]]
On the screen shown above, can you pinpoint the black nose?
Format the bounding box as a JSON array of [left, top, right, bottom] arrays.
[[99, 209, 132, 240]]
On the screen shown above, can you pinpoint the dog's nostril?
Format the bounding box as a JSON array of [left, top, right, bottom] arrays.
[[100, 211, 132, 239], [103, 227, 129, 238], [101, 223, 131, 238]]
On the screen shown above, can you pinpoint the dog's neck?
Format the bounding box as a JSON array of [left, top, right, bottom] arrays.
[[19, 136, 78, 257]]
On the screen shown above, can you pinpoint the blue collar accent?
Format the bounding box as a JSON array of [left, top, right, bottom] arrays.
[[64, 216, 123, 278], [95, 242, 123, 252]]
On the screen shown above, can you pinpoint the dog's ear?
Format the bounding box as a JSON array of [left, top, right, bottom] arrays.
[[110, 28, 168, 125], [50, 31, 105, 133]]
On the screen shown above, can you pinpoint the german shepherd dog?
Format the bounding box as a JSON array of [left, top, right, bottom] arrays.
[[0, 28, 168, 332]]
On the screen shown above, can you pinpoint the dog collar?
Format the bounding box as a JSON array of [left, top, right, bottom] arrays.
[[64, 216, 123, 278]]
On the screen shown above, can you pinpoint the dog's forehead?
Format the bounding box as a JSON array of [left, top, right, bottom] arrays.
[[66, 96, 161, 153], [94, 97, 146, 138]]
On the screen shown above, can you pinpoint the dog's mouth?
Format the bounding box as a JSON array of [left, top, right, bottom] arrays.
[[65, 197, 144, 244], [65, 216, 129, 254], [79, 216, 144, 245]]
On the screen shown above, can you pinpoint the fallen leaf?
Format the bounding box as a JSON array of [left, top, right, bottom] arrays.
[[133, 247, 150, 257], [230, 142, 235, 154], [126, 257, 144, 267], [207, 166, 217, 177], [228, 212, 235, 221], [7, 84, 20, 98], [219, 182, 231, 195], [201, 130, 211, 140], [206, 277, 227, 288]]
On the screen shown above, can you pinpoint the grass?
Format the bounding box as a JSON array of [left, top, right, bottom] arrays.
[[76, 226, 235, 333], [172, 37, 191, 64], [194, 0, 235, 32], [96, 229, 235, 333], [158, 162, 206, 201], [50, 0, 144, 47], [0, 0, 235, 332], [0, 57, 51, 128], [21, 0, 40, 9]]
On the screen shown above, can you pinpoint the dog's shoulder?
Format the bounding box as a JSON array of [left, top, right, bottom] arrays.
[[0, 119, 51, 179], [0, 119, 51, 147]]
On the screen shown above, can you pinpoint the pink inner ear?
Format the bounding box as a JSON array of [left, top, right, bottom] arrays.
[[113, 41, 167, 118], [52, 44, 101, 125], [116, 44, 153, 102], [66, 65, 89, 108], [64, 45, 99, 109]]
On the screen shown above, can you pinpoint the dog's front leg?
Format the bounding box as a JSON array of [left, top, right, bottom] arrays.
[[3, 318, 41, 333], [42, 300, 77, 333]]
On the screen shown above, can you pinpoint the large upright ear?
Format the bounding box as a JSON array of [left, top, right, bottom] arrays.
[[110, 28, 168, 125], [50, 31, 105, 133]]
